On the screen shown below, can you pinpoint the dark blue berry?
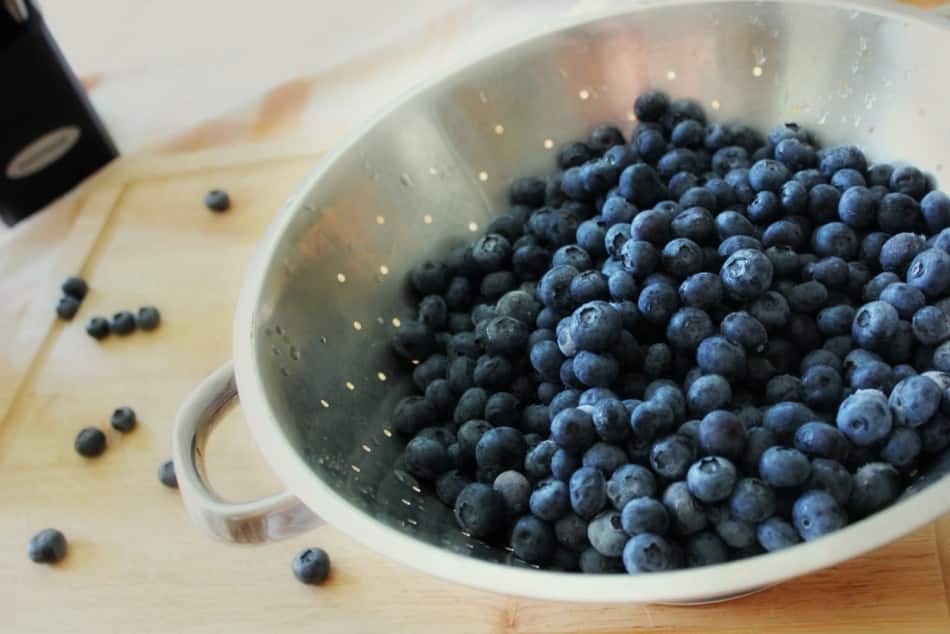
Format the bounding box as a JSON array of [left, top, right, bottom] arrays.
[[661, 481, 707, 535], [455, 482, 506, 536], [204, 189, 230, 212], [721, 248, 773, 301], [759, 446, 810, 488], [921, 190, 950, 233], [27, 528, 67, 564], [699, 410, 745, 459], [157, 459, 177, 488], [793, 491, 846, 541], [110, 406, 136, 432], [836, 389, 892, 446], [75, 427, 106, 457], [607, 464, 657, 510], [56, 296, 80, 321]]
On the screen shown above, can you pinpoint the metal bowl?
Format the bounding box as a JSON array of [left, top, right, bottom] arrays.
[[173, 0, 950, 603]]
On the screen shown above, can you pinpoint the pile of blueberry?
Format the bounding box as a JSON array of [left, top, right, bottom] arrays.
[[387, 89, 950, 575]]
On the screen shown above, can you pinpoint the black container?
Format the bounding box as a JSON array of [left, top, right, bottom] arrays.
[[0, 1, 117, 226]]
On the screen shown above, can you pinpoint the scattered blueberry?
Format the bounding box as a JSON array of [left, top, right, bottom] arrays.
[[27, 528, 67, 564], [109, 311, 136, 336], [292, 547, 330, 585], [74, 427, 106, 457], [204, 189, 231, 212], [135, 306, 161, 331], [85, 316, 110, 340], [110, 406, 136, 432], [56, 296, 80, 321], [158, 459, 178, 488]]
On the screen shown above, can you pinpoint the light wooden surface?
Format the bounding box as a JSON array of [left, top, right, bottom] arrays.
[[1, 138, 949, 634], [1, 1, 950, 631]]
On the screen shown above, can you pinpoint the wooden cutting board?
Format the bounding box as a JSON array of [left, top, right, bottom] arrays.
[[1, 136, 949, 634]]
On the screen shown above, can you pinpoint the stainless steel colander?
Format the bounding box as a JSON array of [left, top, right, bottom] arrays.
[[173, 0, 950, 603]]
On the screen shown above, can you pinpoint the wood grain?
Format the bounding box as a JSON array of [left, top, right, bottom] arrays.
[[1, 145, 948, 633]]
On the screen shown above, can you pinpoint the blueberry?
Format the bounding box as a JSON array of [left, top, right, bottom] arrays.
[[670, 119, 703, 149], [912, 306, 950, 345], [726, 478, 775, 523], [680, 187, 717, 213], [791, 490, 846, 541], [807, 184, 843, 225], [85, 316, 110, 340], [878, 283, 926, 321], [523, 440, 557, 481], [405, 436, 451, 481], [719, 235, 763, 259], [696, 336, 746, 381], [620, 497, 669, 536], [763, 220, 805, 250], [685, 531, 728, 567], [794, 168, 826, 189], [835, 186, 877, 229], [921, 190, 950, 233], [56, 295, 80, 321], [550, 407, 596, 453], [850, 462, 903, 519], [879, 427, 921, 470], [289, 547, 332, 586], [888, 164, 928, 199], [473, 355, 514, 390], [650, 435, 696, 480], [778, 180, 808, 217], [413, 355, 448, 392], [715, 211, 756, 243], [657, 149, 701, 180], [475, 427, 526, 482], [571, 351, 617, 388], [786, 281, 828, 314], [698, 410, 745, 459], [410, 260, 450, 295], [836, 389, 892, 446], [454, 482, 506, 537], [748, 159, 789, 192], [633, 284, 676, 329], [606, 464, 657, 511], [851, 301, 899, 351], [530, 478, 572, 521], [630, 208, 672, 246], [687, 374, 732, 417], [759, 446, 810, 488], [830, 168, 866, 192], [27, 528, 67, 564], [801, 349, 843, 374], [792, 422, 847, 461], [718, 312, 766, 354], [585, 510, 627, 557], [549, 389, 581, 420], [508, 515, 556, 564], [601, 198, 637, 226], [619, 164, 668, 209], [392, 321, 437, 362], [622, 533, 677, 573], [757, 517, 801, 551], [661, 481, 707, 535], [819, 145, 867, 178], [662, 307, 712, 353], [74, 426, 106, 457], [661, 238, 703, 279], [888, 375, 941, 427], [849, 360, 895, 393], [686, 456, 737, 503], [59, 276, 89, 302], [110, 406, 136, 432], [811, 222, 858, 260], [568, 301, 621, 353], [591, 399, 630, 444], [919, 413, 950, 454], [764, 374, 800, 404], [557, 141, 595, 170], [157, 459, 177, 488], [879, 234, 926, 275], [738, 424, 776, 471], [774, 137, 816, 171], [676, 272, 722, 309], [907, 248, 950, 297], [633, 90, 669, 122], [629, 400, 675, 444], [721, 248, 773, 301], [447, 357, 477, 395], [508, 177, 546, 207], [878, 192, 923, 234], [484, 391, 520, 427], [799, 365, 843, 411]]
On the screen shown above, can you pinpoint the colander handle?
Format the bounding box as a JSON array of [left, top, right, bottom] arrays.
[[172, 362, 322, 543]]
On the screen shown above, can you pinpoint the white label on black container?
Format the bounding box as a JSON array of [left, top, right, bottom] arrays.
[[6, 126, 81, 180]]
